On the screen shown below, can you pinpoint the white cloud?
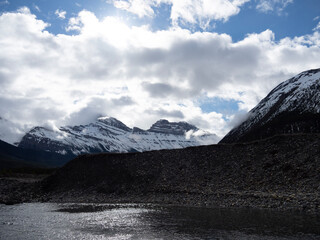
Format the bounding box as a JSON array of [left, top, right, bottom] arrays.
[[1, 8, 320, 143], [17, 6, 31, 14], [256, 0, 293, 14], [170, 0, 250, 27], [55, 9, 67, 19], [34, 5, 41, 12], [185, 129, 220, 144], [313, 22, 320, 32], [112, 0, 158, 18], [110, 0, 250, 28], [0, 117, 27, 145]]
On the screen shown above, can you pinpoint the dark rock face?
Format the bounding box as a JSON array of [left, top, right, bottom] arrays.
[[148, 119, 198, 135], [220, 69, 320, 143], [131, 127, 147, 134], [39, 134, 320, 211]]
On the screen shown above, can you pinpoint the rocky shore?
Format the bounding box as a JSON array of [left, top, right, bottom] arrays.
[[1, 134, 320, 213]]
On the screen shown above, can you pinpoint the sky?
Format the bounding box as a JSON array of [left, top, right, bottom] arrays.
[[1, 0, 320, 144]]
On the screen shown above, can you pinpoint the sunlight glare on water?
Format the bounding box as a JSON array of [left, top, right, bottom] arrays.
[[0, 203, 319, 240]]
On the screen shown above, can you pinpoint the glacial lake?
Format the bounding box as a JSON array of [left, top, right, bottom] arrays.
[[0, 203, 320, 239]]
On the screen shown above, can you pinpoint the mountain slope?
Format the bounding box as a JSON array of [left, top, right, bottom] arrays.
[[148, 119, 197, 135], [0, 139, 70, 168], [220, 68, 320, 143], [38, 133, 320, 211], [19, 117, 219, 156]]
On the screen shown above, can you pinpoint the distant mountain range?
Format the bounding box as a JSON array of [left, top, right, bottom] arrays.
[[220, 68, 320, 143], [18, 118, 219, 157]]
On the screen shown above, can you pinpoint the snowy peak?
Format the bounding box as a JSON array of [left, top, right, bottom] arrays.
[[97, 116, 132, 132], [19, 117, 219, 156], [256, 68, 320, 115], [131, 127, 147, 134], [148, 119, 198, 135], [220, 68, 320, 143]]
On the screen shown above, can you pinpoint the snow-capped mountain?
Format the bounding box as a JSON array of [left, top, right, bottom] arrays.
[[220, 68, 320, 143], [148, 119, 198, 135], [19, 117, 219, 156]]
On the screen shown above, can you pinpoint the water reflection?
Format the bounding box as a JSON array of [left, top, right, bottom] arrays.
[[0, 203, 319, 240]]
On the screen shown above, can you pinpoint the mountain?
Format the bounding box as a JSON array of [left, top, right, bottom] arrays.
[[148, 119, 197, 135], [0, 139, 70, 169], [220, 68, 320, 143], [18, 117, 219, 156], [38, 133, 320, 211]]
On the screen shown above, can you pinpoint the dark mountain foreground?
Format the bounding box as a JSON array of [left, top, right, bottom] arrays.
[[0, 139, 70, 169], [1, 133, 319, 213]]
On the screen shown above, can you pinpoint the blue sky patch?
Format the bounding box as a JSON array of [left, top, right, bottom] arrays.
[[1, 0, 320, 41], [198, 97, 242, 115]]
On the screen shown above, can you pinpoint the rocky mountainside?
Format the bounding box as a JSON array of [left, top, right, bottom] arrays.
[[220, 68, 320, 143], [32, 133, 320, 212], [148, 119, 197, 135], [19, 117, 219, 156]]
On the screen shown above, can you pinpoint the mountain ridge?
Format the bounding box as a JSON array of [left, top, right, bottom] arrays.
[[18, 118, 219, 156], [33, 133, 320, 212], [220, 68, 320, 143]]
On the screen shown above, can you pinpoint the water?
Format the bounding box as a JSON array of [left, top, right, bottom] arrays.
[[0, 203, 320, 239]]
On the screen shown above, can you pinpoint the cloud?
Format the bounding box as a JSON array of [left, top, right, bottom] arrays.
[[34, 5, 41, 12], [55, 9, 67, 19], [314, 22, 320, 32], [0, 117, 26, 144], [256, 0, 293, 14], [111, 0, 157, 18], [65, 97, 112, 126], [0, 95, 66, 144], [146, 108, 185, 119], [226, 111, 249, 129], [169, 0, 250, 27], [1, 8, 320, 142], [142, 83, 196, 98], [111, 96, 135, 106], [17, 6, 31, 14], [0, 96, 65, 126], [110, 0, 250, 28], [185, 129, 220, 144]]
